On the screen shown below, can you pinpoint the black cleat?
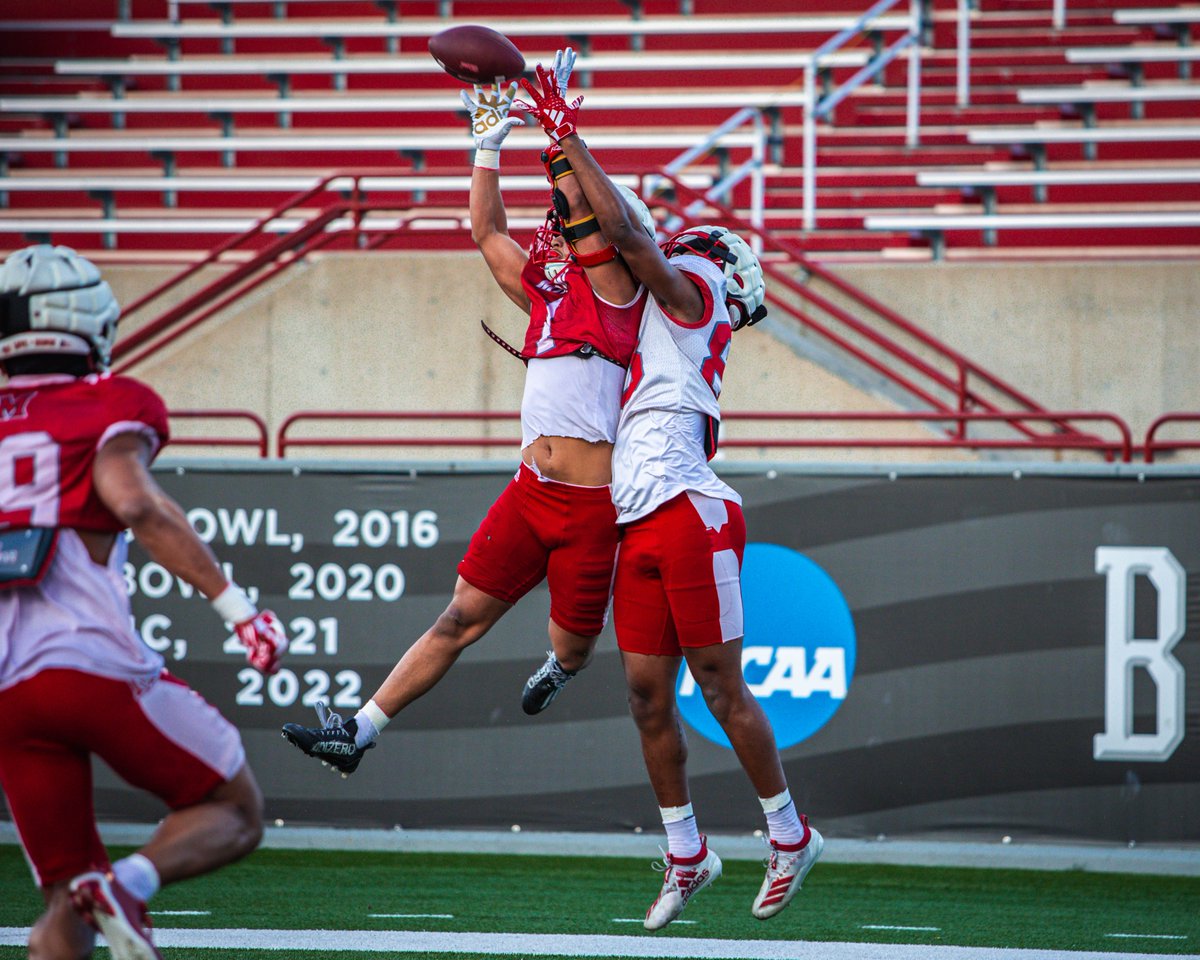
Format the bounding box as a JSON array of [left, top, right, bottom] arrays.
[[522, 651, 576, 715], [281, 701, 374, 777]]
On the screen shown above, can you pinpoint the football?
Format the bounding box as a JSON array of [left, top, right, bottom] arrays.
[[428, 25, 526, 85]]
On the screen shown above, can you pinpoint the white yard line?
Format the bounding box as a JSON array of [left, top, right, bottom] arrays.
[[2, 927, 1196, 958], [1106, 933, 1188, 940], [368, 913, 454, 919], [611, 918, 696, 924], [861, 925, 941, 931], [153, 910, 211, 916]]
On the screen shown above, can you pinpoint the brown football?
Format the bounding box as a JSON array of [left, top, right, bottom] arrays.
[[429, 25, 526, 85]]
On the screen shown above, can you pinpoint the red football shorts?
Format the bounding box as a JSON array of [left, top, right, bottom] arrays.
[[458, 462, 619, 637], [613, 491, 746, 656], [0, 668, 245, 887]]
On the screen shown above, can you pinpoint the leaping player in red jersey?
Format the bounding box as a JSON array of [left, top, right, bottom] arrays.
[[282, 51, 650, 771], [519, 58, 823, 930], [0, 245, 287, 960]]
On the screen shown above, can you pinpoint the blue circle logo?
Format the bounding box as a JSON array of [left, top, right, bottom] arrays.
[[676, 543, 856, 750]]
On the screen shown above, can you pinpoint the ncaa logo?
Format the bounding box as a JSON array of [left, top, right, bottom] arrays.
[[677, 543, 856, 750]]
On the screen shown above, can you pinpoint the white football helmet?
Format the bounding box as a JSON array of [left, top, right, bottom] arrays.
[[0, 244, 119, 369], [616, 184, 657, 240], [662, 225, 766, 329]]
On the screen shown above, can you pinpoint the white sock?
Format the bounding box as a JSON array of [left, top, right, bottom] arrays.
[[353, 699, 390, 749], [660, 803, 702, 860], [113, 853, 160, 903], [760, 789, 805, 846], [352, 711, 378, 748]]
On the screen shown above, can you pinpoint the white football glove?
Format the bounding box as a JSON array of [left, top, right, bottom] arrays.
[[552, 47, 576, 98], [461, 80, 524, 153]]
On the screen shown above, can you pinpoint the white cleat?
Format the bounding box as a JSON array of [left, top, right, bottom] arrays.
[[644, 839, 722, 931], [751, 818, 824, 920], [69, 870, 162, 960]]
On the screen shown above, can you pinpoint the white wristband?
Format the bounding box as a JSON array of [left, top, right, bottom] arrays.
[[211, 582, 257, 625], [361, 698, 391, 733], [474, 147, 500, 170]]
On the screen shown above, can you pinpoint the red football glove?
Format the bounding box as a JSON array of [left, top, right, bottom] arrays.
[[236, 610, 288, 676], [516, 62, 583, 144]]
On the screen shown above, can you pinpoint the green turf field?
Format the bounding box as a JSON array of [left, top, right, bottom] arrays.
[[2, 845, 1197, 958]]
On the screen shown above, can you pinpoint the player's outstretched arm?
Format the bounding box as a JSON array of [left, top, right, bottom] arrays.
[[561, 133, 703, 323], [518, 57, 702, 322], [93, 432, 287, 674], [463, 81, 530, 311]]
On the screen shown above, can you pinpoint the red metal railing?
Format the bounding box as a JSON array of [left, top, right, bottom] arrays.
[[277, 410, 521, 457], [111, 166, 1081, 452], [167, 410, 269, 458], [1143, 413, 1200, 463], [274, 409, 1134, 461]]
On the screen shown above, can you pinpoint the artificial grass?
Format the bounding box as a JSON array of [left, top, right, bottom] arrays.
[[1, 845, 1197, 956]]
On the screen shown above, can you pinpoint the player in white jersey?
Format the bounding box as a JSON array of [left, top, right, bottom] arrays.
[[520, 57, 823, 929], [0, 245, 287, 960]]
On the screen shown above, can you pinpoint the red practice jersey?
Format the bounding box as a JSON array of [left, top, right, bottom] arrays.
[[519, 260, 642, 367], [0, 373, 170, 533]]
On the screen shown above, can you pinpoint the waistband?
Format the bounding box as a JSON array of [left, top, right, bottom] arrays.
[[517, 460, 613, 498]]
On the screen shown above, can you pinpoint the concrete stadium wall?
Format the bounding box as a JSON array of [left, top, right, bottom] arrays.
[[102, 255, 1200, 459]]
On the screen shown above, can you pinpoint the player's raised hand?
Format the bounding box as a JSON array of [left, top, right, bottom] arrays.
[[552, 46, 577, 98], [516, 61, 583, 144], [461, 80, 524, 152], [236, 610, 288, 675]]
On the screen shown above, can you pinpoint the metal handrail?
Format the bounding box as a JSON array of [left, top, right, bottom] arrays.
[[958, 0, 1072, 108], [653, 106, 767, 248], [272, 409, 1132, 461], [167, 409, 269, 457], [803, 0, 924, 231], [720, 410, 1132, 461], [278, 410, 522, 457], [1143, 413, 1200, 463]]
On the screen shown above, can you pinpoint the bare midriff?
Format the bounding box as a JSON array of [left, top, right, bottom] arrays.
[[521, 435, 613, 487]]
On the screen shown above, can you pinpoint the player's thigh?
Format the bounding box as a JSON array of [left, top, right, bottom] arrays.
[[457, 476, 550, 604], [545, 493, 620, 638], [661, 494, 746, 649], [612, 522, 679, 657], [0, 672, 109, 886], [91, 671, 246, 811]]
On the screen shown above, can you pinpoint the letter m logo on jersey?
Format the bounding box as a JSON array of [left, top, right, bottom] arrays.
[[0, 393, 33, 422], [677, 544, 856, 750]]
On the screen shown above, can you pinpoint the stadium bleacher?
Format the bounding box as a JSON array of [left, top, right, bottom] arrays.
[[3, 0, 1199, 260]]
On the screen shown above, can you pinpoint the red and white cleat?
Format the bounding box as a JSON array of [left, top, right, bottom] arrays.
[[751, 816, 824, 920], [69, 870, 162, 960], [644, 837, 722, 931]]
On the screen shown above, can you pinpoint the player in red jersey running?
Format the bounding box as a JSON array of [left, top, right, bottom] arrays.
[[282, 51, 651, 771], [519, 59, 823, 929], [0, 245, 287, 960]]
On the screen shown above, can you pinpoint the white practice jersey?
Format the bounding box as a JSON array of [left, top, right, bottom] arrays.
[[612, 254, 741, 524], [0, 529, 163, 691], [520, 353, 627, 449]]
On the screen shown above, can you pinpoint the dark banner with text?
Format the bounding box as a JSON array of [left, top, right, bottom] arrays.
[[92, 464, 1200, 842]]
